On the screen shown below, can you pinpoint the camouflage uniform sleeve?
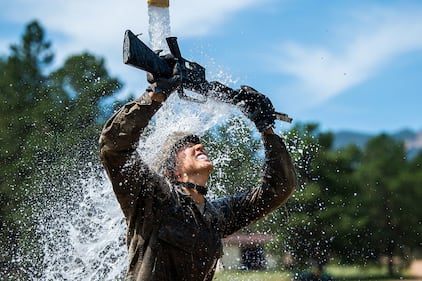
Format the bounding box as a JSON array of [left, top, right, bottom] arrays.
[[98, 91, 164, 219], [217, 133, 297, 236]]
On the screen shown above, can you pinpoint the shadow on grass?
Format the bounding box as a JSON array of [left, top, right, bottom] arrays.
[[330, 275, 419, 281], [293, 271, 419, 281]]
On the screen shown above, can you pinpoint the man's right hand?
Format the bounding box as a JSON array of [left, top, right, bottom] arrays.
[[147, 53, 181, 100]]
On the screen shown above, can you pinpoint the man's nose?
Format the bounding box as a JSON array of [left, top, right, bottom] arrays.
[[194, 143, 204, 151]]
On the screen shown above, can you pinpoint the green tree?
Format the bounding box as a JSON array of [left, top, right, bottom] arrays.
[[270, 123, 369, 276], [281, 125, 330, 270], [278, 129, 422, 278], [263, 123, 328, 270], [202, 116, 262, 197], [0, 21, 54, 275], [405, 151, 422, 255], [0, 20, 122, 279], [353, 134, 421, 276]]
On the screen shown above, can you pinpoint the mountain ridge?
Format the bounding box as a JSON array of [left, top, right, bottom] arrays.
[[333, 129, 422, 158]]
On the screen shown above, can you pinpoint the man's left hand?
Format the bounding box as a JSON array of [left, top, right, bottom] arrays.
[[231, 85, 276, 132]]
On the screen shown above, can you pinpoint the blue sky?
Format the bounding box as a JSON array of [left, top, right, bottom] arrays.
[[1, 0, 421, 134]]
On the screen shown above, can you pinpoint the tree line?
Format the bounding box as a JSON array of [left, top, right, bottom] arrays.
[[0, 21, 421, 279], [0, 20, 123, 279], [276, 124, 422, 277]]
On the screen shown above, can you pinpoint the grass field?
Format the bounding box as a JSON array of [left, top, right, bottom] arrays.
[[213, 270, 290, 281], [212, 264, 417, 281]]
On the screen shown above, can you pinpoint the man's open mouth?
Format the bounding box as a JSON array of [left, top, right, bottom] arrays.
[[197, 154, 209, 161]]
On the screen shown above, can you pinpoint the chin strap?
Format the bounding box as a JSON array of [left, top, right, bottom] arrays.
[[175, 182, 207, 195]]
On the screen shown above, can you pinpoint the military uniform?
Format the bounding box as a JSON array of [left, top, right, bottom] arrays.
[[99, 92, 296, 281]]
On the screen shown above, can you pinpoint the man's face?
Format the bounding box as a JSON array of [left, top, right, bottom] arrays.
[[174, 142, 214, 178]]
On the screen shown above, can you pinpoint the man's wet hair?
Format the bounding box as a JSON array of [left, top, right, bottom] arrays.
[[152, 132, 200, 180]]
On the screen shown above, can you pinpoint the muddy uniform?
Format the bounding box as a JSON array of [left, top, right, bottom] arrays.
[[99, 92, 296, 281]]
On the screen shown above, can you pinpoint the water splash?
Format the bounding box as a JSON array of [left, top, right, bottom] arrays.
[[30, 5, 252, 279], [30, 88, 312, 280], [30, 5, 308, 280], [32, 94, 247, 280], [35, 166, 127, 280], [137, 94, 236, 166]]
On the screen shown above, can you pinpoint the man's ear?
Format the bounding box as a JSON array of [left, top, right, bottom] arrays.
[[165, 166, 181, 180], [172, 168, 181, 180], [171, 154, 182, 179]]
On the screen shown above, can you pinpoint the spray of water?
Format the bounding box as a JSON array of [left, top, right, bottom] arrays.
[[36, 166, 127, 280], [137, 95, 235, 165], [30, 75, 311, 280], [29, 6, 311, 280], [31, 7, 232, 280], [32, 96, 244, 280]]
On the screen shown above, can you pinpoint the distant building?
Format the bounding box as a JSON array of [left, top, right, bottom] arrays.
[[220, 232, 278, 271]]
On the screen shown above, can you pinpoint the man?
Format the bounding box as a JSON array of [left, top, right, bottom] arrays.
[[99, 56, 296, 281]]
